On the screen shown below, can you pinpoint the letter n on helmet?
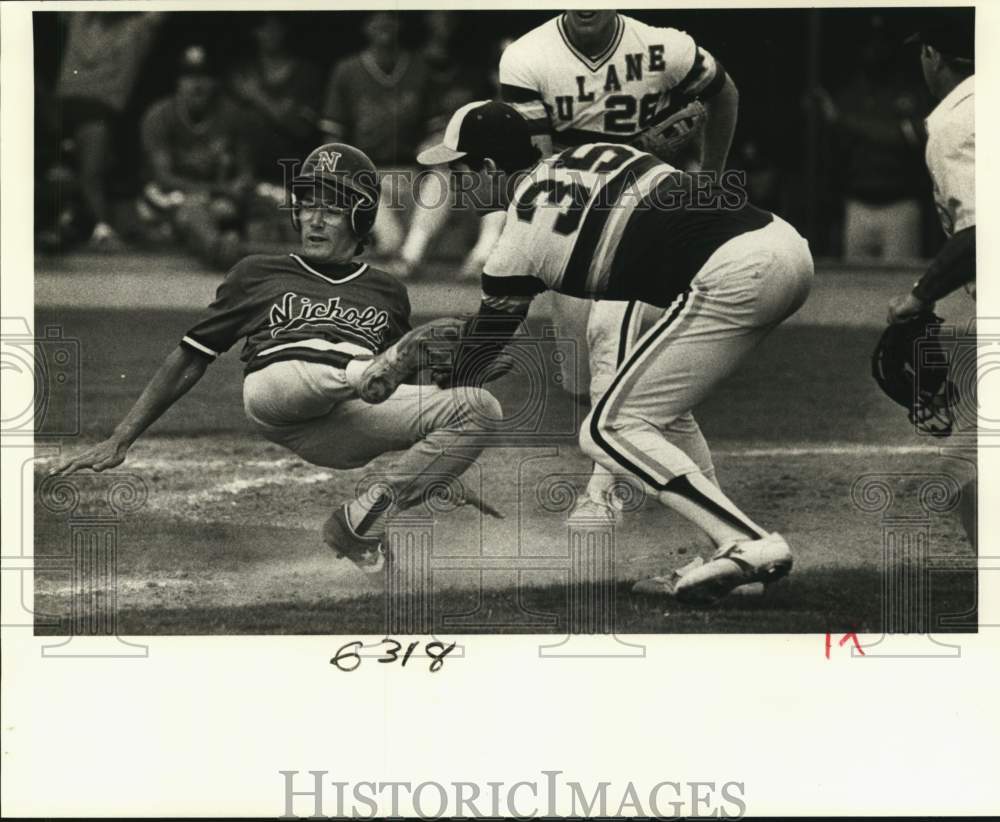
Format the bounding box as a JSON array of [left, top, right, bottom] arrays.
[[290, 142, 381, 242]]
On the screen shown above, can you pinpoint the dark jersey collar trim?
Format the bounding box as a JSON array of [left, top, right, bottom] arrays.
[[288, 253, 369, 285], [556, 14, 624, 73]]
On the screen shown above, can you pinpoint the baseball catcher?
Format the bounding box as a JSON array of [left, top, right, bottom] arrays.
[[883, 10, 976, 547]]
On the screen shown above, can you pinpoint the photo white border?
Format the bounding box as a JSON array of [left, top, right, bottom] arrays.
[[3, 0, 998, 816]]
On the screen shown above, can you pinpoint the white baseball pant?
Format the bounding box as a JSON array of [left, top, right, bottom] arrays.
[[243, 356, 501, 510], [579, 216, 814, 493]]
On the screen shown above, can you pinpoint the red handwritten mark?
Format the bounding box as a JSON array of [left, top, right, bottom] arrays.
[[825, 631, 865, 658]]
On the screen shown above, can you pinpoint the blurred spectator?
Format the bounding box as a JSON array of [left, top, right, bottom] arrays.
[[53, 12, 163, 248], [320, 12, 445, 273], [488, 36, 517, 97], [808, 16, 928, 260], [35, 79, 79, 250], [422, 11, 483, 128], [139, 45, 253, 267], [230, 15, 323, 244], [230, 15, 322, 180], [396, 12, 505, 279]]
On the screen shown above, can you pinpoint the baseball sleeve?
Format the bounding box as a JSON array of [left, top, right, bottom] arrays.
[[658, 28, 726, 100], [180, 260, 254, 360], [927, 121, 976, 237], [499, 41, 552, 135], [481, 219, 547, 312], [393, 285, 414, 343]]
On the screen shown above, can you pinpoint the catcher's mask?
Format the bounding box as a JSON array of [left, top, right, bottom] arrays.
[[871, 312, 959, 437], [290, 143, 380, 245]]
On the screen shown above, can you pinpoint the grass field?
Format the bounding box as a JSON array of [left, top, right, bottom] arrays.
[[32, 255, 978, 635]]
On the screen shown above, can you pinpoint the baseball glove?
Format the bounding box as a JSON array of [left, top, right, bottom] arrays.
[[429, 320, 524, 390], [871, 312, 958, 437], [632, 99, 707, 164]]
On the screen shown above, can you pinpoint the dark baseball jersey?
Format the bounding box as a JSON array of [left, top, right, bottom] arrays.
[[181, 253, 411, 374], [482, 142, 772, 310]]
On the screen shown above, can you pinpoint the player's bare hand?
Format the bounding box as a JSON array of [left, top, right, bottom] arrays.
[[48, 438, 130, 477], [887, 293, 931, 324]]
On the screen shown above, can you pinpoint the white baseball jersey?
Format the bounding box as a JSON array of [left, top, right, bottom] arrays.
[[482, 142, 772, 309], [925, 74, 975, 237], [499, 13, 724, 147]]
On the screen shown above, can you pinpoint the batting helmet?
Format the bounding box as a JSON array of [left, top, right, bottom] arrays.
[[871, 312, 958, 437], [290, 143, 380, 240]]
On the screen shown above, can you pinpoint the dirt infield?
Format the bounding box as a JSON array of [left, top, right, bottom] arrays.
[[33, 435, 975, 634]]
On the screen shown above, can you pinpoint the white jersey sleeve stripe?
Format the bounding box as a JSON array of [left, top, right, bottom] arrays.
[[677, 48, 722, 97], [181, 335, 219, 358]]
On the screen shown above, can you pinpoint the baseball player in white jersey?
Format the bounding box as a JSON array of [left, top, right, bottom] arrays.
[[887, 11, 976, 547], [51, 142, 502, 576], [359, 101, 813, 605], [498, 10, 740, 522]]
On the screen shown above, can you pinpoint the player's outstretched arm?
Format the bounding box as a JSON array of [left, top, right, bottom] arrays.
[[49, 345, 210, 476], [888, 226, 976, 323]]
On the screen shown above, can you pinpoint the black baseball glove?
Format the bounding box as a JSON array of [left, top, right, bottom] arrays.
[[428, 317, 523, 390], [871, 312, 958, 437]]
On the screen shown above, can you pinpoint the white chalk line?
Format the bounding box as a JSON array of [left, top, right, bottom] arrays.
[[34, 441, 943, 524], [34, 441, 939, 475], [713, 444, 938, 458]]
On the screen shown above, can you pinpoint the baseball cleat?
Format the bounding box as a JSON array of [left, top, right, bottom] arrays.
[[632, 557, 705, 596], [632, 556, 766, 598], [357, 318, 463, 404], [322, 504, 385, 576], [673, 532, 792, 606], [567, 495, 622, 526]]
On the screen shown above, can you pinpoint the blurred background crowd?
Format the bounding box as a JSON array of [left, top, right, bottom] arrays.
[[33, 8, 947, 273]]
